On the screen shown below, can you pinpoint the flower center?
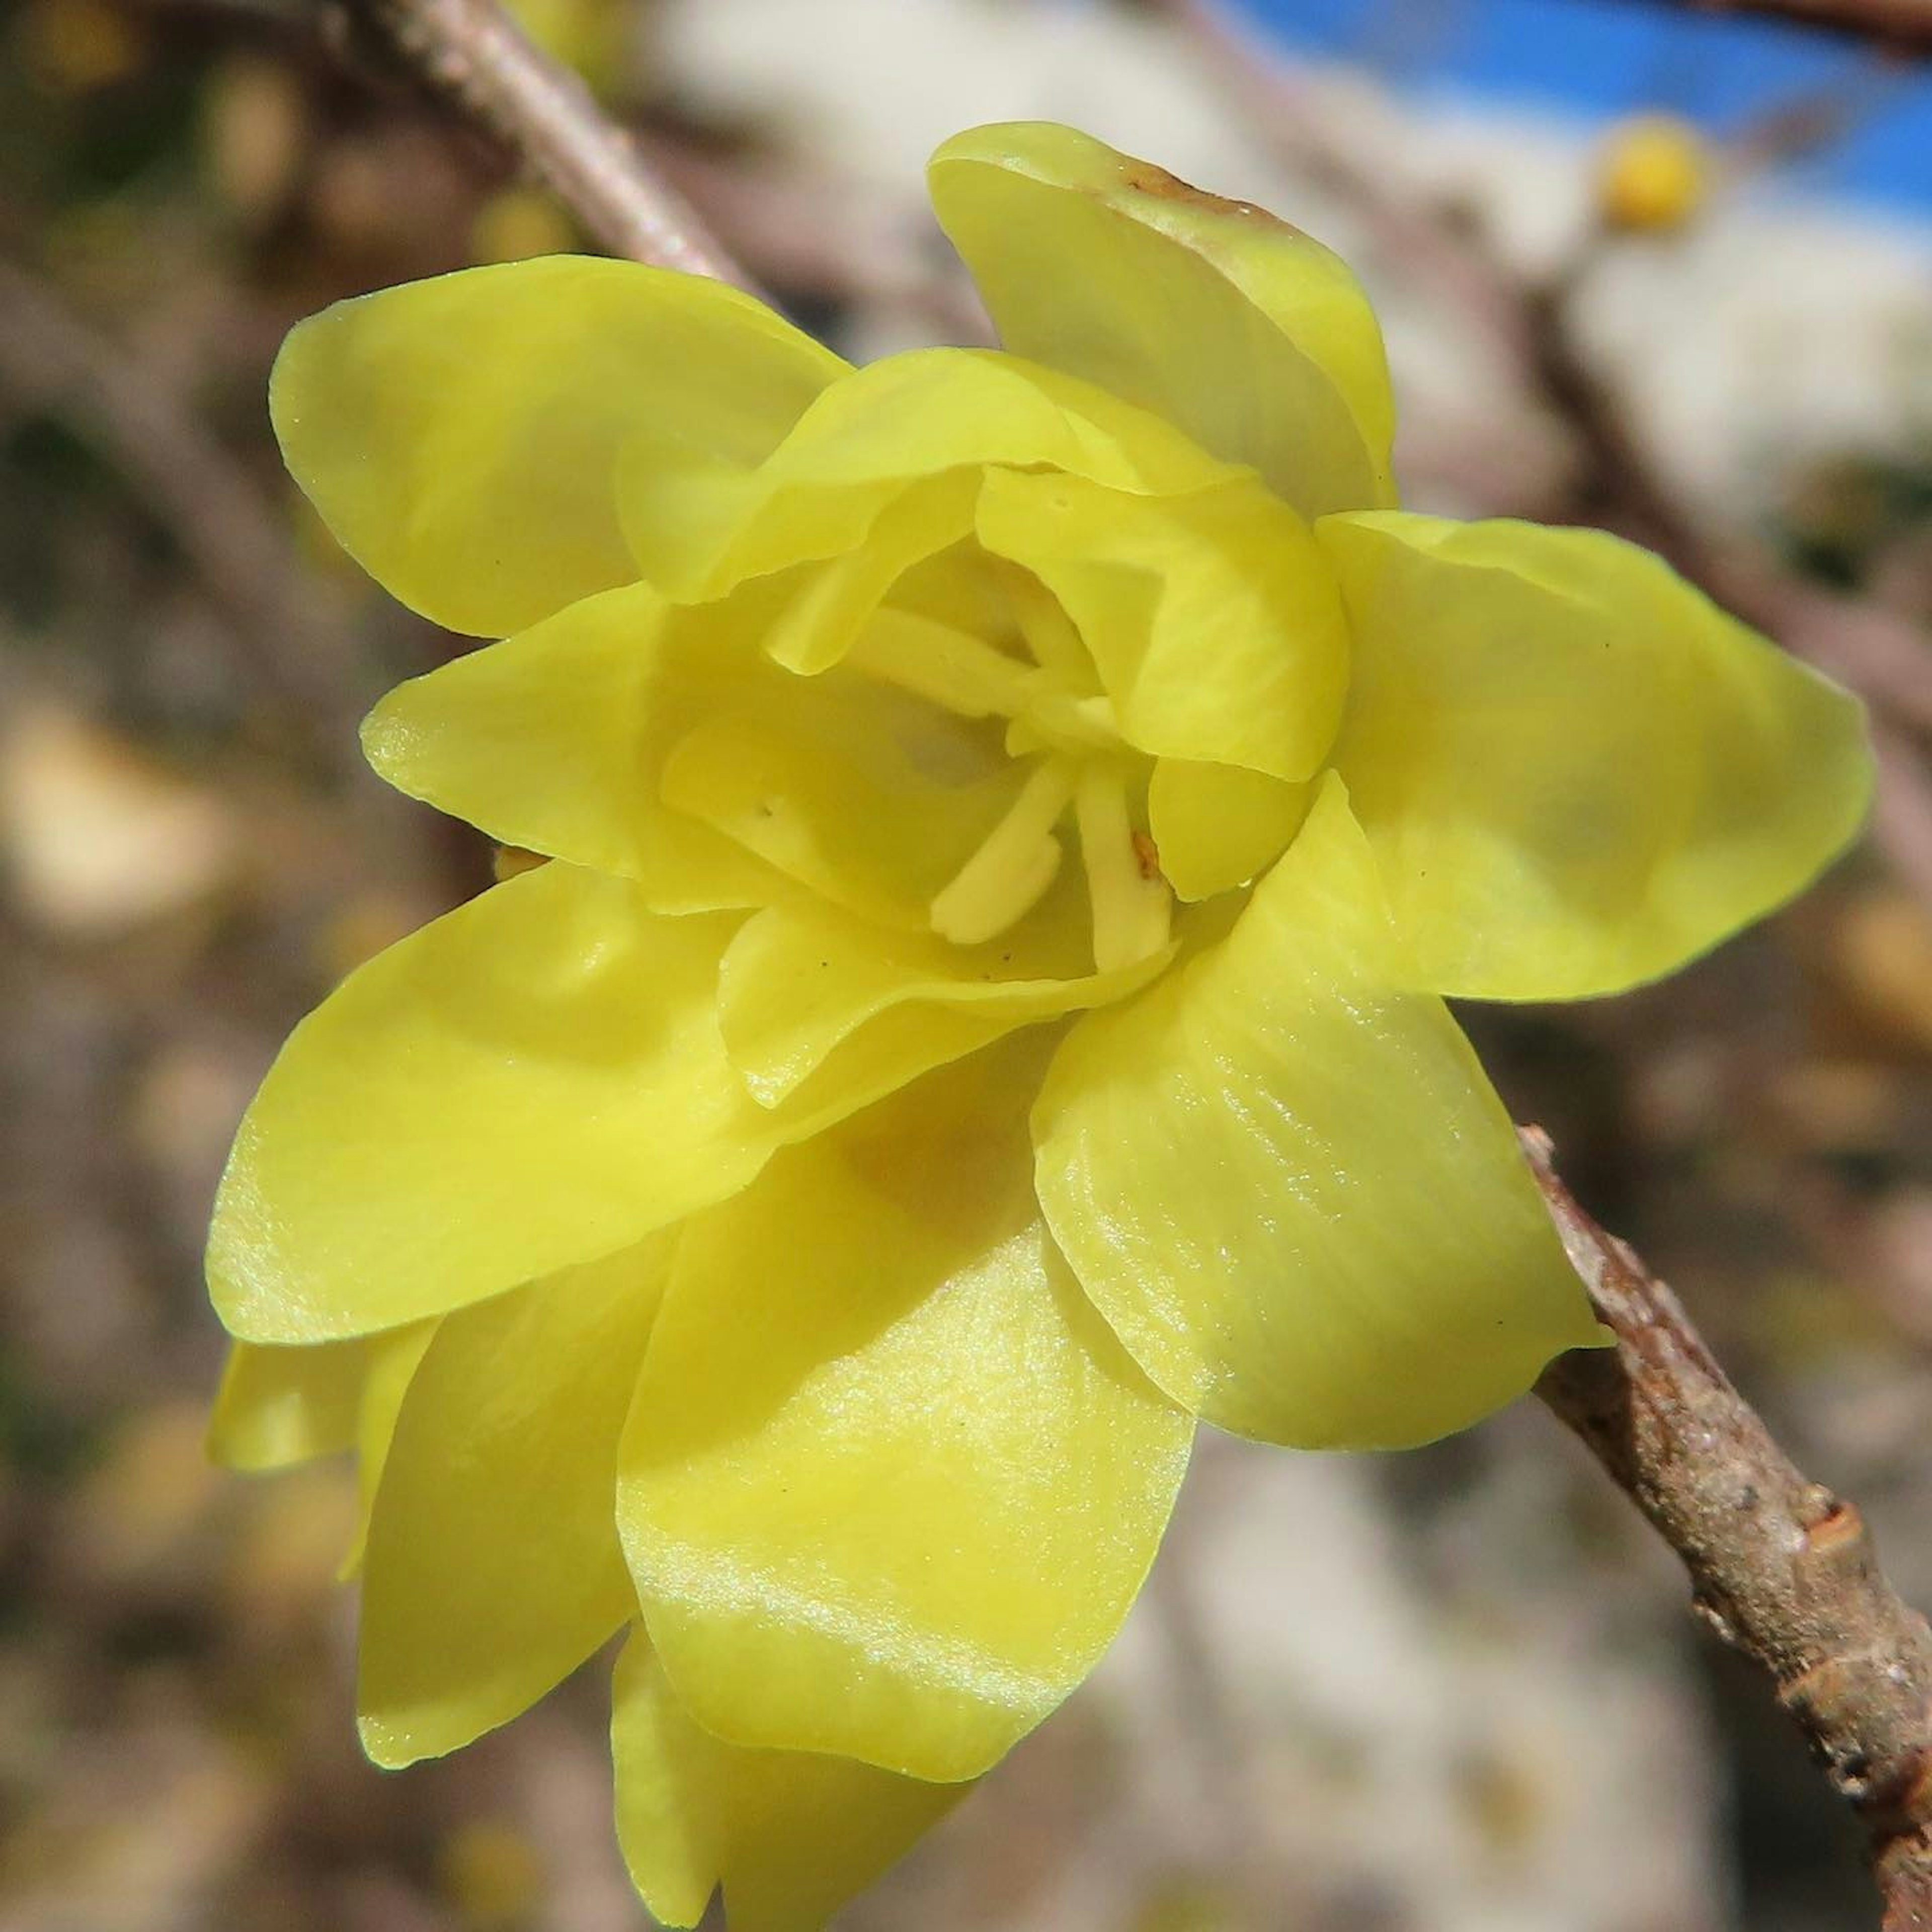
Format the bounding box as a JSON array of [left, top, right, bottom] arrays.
[[850, 562, 1175, 974]]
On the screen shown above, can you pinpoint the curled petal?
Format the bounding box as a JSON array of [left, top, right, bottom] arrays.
[[976, 466, 1348, 781], [929, 122, 1396, 520], [619, 346, 1232, 606], [273, 257, 844, 636], [1318, 511, 1875, 1000]]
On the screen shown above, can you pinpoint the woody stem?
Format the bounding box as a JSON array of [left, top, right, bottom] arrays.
[[333, 0, 763, 291], [1523, 1126, 1932, 1929]]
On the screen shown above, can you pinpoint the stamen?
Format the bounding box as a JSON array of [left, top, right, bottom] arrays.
[[930, 758, 1077, 946], [1076, 768, 1173, 973], [996, 560, 1093, 685], [1004, 690, 1122, 759], [845, 609, 1035, 719]]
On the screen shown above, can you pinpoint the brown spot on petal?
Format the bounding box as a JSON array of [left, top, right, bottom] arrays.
[[1132, 830, 1165, 883], [1116, 158, 1292, 231]]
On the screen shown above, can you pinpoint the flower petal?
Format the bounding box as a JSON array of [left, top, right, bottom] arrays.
[[657, 669, 1019, 932], [975, 467, 1348, 781], [342, 1321, 436, 1578], [928, 122, 1396, 521], [208, 863, 767, 1343], [618, 1043, 1193, 1783], [357, 1238, 671, 1767], [717, 887, 1170, 1108], [1317, 511, 1876, 1000], [1033, 775, 1603, 1450], [612, 1634, 965, 1932], [620, 347, 1232, 605], [1146, 760, 1311, 903], [361, 581, 782, 912], [208, 1338, 372, 1471], [272, 256, 845, 636]]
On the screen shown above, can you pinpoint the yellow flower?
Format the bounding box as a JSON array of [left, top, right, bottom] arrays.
[[208, 123, 1872, 1927], [1597, 112, 1711, 234]]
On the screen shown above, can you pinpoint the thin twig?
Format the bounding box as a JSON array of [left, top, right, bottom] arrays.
[[334, 0, 761, 289], [1527, 1129, 1932, 1930], [1633, 0, 1932, 54]]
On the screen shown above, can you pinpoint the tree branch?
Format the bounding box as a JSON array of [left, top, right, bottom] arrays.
[[334, 0, 761, 289], [1631, 0, 1932, 55], [1527, 1129, 1932, 1930]]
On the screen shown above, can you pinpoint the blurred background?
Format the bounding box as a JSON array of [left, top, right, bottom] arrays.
[[3, 1, 1930, 1927]]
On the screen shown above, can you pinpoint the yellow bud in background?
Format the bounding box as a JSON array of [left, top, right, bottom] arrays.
[[1596, 113, 1711, 233]]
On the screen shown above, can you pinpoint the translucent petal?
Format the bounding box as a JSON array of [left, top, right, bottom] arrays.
[[620, 347, 1233, 605], [611, 1635, 966, 1932], [1033, 776, 1604, 1450], [271, 257, 845, 636], [208, 1338, 371, 1471], [618, 1044, 1192, 1782], [341, 1322, 436, 1580], [1318, 511, 1876, 1000], [361, 581, 782, 912], [208, 865, 768, 1343], [718, 887, 1172, 1108], [658, 669, 1018, 932], [357, 1237, 672, 1766], [976, 467, 1348, 781], [928, 123, 1396, 521], [1147, 760, 1311, 903]]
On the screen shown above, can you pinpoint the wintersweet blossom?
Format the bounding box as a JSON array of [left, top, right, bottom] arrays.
[[207, 122, 1872, 1928]]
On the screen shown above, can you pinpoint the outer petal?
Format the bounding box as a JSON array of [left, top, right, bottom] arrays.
[[975, 467, 1348, 781], [361, 581, 782, 912], [357, 1237, 672, 1767], [1318, 511, 1876, 1000], [343, 1322, 436, 1578], [208, 1337, 371, 1471], [271, 256, 845, 636], [612, 1634, 965, 1932], [1033, 776, 1603, 1451], [618, 1043, 1193, 1783], [928, 122, 1396, 521], [208, 864, 764, 1343], [620, 346, 1234, 605]]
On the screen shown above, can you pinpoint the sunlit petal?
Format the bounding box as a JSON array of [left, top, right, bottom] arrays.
[[929, 122, 1396, 520], [1034, 776, 1603, 1449], [273, 256, 845, 635], [207, 864, 765, 1343], [1319, 511, 1876, 999], [619, 1044, 1192, 1782]]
